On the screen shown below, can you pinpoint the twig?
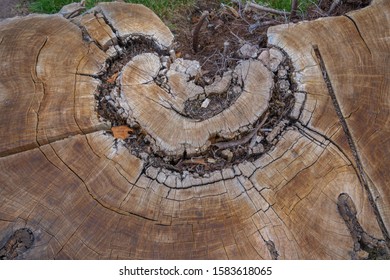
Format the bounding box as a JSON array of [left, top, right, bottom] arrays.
[[192, 11, 209, 53], [290, 0, 299, 19], [249, 20, 279, 33], [228, 29, 246, 44], [223, 41, 230, 57], [327, 0, 341, 16], [222, 41, 230, 71], [231, 0, 244, 17], [309, 0, 327, 17], [200, 49, 219, 68], [212, 112, 269, 150], [176, 158, 207, 168], [245, 2, 291, 17]]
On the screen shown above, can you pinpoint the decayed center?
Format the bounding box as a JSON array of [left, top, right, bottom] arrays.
[[120, 54, 273, 156]]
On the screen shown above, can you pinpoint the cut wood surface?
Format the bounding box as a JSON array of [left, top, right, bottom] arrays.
[[0, 1, 389, 259], [268, 0, 390, 238]]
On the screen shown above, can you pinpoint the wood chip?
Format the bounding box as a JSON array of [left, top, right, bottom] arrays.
[[111, 125, 133, 139]]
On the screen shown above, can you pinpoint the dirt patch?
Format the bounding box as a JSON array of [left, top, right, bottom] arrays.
[[307, 0, 371, 18], [170, 1, 270, 78], [0, 0, 30, 20], [167, 0, 372, 79]]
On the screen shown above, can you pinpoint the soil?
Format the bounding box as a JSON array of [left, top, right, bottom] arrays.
[[0, 0, 30, 20], [167, 0, 371, 78]]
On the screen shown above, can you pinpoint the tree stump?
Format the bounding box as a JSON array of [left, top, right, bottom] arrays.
[[0, 1, 389, 259]]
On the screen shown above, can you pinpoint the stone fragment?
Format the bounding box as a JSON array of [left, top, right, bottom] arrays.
[[239, 43, 259, 59], [250, 144, 264, 154], [277, 79, 290, 92], [201, 98, 210, 108], [278, 69, 288, 79], [258, 50, 270, 68], [221, 149, 234, 161]]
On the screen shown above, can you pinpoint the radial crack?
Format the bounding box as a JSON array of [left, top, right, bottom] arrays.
[[33, 37, 48, 146], [344, 15, 372, 55], [48, 142, 157, 222]]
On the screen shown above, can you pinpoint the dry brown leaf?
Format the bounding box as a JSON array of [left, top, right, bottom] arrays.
[[111, 125, 133, 140], [107, 72, 119, 84]]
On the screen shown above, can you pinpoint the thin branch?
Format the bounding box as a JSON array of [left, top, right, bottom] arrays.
[[192, 11, 209, 53], [290, 0, 299, 19], [327, 0, 342, 16], [308, 0, 327, 17], [245, 2, 291, 17]]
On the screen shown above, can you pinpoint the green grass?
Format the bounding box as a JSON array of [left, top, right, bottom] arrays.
[[29, 0, 315, 19], [29, 0, 196, 19], [256, 0, 314, 12]]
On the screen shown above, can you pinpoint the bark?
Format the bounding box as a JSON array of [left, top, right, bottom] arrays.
[[0, 1, 389, 260]]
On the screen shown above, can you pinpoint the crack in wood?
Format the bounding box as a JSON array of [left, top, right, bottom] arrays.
[[38, 146, 62, 171], [344, 15, 372, 56], [294, 122, 355, 168], [55, 204, 98, 259], [73, 47, 90, 135], [96, 10, 123, 46], [48, 142, 157, 222], [0, 131, 104, 159], [313, 44, 390, 246], [33, 37, 48, 147]]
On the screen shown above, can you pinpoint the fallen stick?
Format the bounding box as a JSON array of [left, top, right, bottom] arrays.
[[290, 0, 299, 19], [212, 112, 269, 150], [327, 0, 341, 16], [243, 1, 291, 17], [192, 11, 209, 53]]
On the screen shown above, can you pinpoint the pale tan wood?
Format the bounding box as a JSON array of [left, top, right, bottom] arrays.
[[80, 13, 117, 51], [166, 71, 204, 110], [268, 1, 390, 234], [120, 53, 161, 85], [97, 2, 174, 49], [0, 15, 107, 156]]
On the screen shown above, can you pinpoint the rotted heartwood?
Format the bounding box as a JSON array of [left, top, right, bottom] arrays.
[[0, 0, 389, 260]]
